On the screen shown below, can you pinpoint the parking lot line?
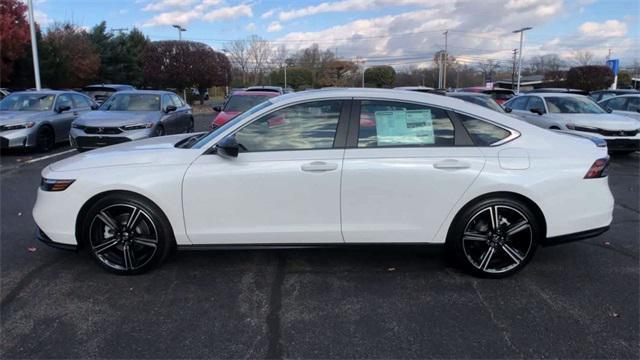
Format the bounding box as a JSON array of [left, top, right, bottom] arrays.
[[23, 149, 77, 165]]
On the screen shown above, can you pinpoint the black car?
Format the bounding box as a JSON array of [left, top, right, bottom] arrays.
[[590, 89, 640, 102], [81, 84, 136, 105]]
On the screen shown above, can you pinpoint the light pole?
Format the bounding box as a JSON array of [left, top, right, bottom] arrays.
[[283, 63, 287, 89], [27, 0, 41, 90], [513, 26, 532, 94], [172, 24, 186, 40]]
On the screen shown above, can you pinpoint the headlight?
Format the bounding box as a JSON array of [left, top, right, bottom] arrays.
[[71, 123, 85, 129], [0, 122, 35, 131], [40, 178, 75, 192], [121, 123, 153, 131]]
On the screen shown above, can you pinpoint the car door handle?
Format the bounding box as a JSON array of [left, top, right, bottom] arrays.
[[301, 161, 338, 172], [433, 159, 471, 170]]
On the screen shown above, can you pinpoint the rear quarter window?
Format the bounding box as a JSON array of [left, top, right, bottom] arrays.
[[457, 113, 512, 146]]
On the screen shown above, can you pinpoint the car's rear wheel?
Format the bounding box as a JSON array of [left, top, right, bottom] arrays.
[[35, 126, 55, 152], [448, 197, 540, 278], [81, 194, 173, 274]]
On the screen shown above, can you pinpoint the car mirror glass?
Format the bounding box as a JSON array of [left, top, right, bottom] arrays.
[[213, 106, 222, 112]]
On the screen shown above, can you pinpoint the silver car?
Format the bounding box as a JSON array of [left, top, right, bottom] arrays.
[[70, 90, 193, 151], [598, 94, 640, 121], [505, 93, 640, 153], [0, 91, 96, 152]]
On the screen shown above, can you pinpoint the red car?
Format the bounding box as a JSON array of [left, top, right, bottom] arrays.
[[458, 87, 515, 105], [211, 91, 279, 129]]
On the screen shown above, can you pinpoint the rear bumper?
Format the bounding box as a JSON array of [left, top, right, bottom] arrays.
[[36, 227, 78, 251], [541, 225, 610, 246]]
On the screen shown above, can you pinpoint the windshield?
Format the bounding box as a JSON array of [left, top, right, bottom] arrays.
[[0, 93, 56, 111], [191, 100, 274, 149], [455, 95, 505, 113], [224, 95, 272, 112], [546, 96, 605, 114], [100, 93, 161, 111]]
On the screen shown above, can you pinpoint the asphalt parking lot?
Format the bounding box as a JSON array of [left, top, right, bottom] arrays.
[[1, 115, 638, 359]]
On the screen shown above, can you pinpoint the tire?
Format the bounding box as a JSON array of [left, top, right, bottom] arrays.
[[447, 197, 540, 278], [186, 118, 194, 133], [80, 193, 174, 275], [35, 126, 55, 152], [155, 124, 165, 137]]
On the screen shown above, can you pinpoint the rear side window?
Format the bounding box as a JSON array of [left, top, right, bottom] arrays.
[[458, 113, 512, 146], [507, 96, 528, 110], [358, 100, 454, 147], [603, 97, 628, 110]]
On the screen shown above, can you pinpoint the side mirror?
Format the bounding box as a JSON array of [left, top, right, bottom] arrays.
[[605, 107, 613, 113], [57, 105, 71, 113], [530, 108, 545, 115], [213, 106, 222, 112], [215, 135, 239, 158], [165, 105, 177, 113], [504, 107, 513, 113], [91, 104, 99, 110]]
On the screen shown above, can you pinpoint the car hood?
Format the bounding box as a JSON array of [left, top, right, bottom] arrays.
[[49, 134, 199, 172], [73, 111, 160, 127], [555, 113, 640, 130], [0, 111, 45, 124], [213, 111, 239, 126]]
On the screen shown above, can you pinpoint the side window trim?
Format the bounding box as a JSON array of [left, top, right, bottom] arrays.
[[453, 110, 520, 147], [347, 98, 462, 148], [230, 99, 349, 153]]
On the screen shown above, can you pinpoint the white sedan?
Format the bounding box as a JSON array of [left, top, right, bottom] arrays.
[[33, 88, 614, 277]]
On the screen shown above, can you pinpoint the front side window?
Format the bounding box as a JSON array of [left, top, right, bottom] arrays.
[[235, 100, 342, 152], [170, 94, 184, 107], [545, 96, 605, 114], [0, 93, 55, 111], [72, 94, 92, 108], [56, 94, 73, 110], [507, 96, 528, 110], [358, 101, 454, 148], [458, 113, 512, 146], [525, 97, 545, 112], [101, 94, 161, 111]]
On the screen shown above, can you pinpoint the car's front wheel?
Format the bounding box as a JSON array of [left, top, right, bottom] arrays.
[[448, 197, 540, 278], [80, 193, 173, 274]]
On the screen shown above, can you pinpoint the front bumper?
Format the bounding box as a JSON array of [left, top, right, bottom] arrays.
[[605, 138, 640, 151], [69, 127, 152, 150], [0, 128, 36, 149]]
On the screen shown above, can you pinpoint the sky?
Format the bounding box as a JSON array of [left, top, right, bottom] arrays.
[[27, 0, 639, 68]]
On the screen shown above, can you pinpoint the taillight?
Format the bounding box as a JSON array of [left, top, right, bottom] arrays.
[[584, 157, 609, 179]]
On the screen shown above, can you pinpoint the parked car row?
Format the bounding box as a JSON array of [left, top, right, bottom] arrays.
[[0, 89, 192, 152]]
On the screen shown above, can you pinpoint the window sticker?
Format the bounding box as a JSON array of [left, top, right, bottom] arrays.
[[374, 109, 434, 145]]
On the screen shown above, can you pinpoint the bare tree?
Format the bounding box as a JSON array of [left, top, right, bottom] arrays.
[[272, 44, 288, 69], [573, 50, 594, 66], [478, 60, 500, 83], [225, 39, 250, 85], [247, 35, 272, 84]]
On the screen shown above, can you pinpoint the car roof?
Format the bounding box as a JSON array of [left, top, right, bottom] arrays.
[[112, 90, 174, 95], [591, 89, 639, 94], [448, 91, 491, 97], [600, 94, 640, 99], [82, 84, 135, 90], [231, 91, 280, 97], [394, 86, 435, 90], [529, 93, 590, 98], [11, 90, 72, 95]]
